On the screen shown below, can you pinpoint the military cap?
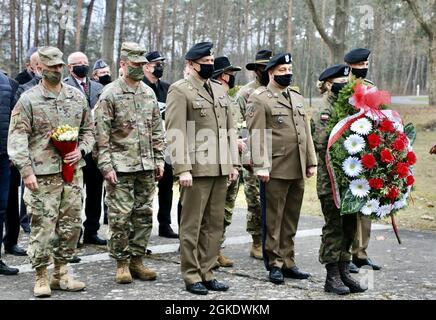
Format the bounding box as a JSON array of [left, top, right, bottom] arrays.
[[146, 51, 166, 62], [246, 49, 274, 71], [185, 42, 214, 60], [120, 42, 148, 63], [93, 59, 109, 71], [344, 48, 371, 63], [319, 64, 350, 81], [212, 56, 241, 78], [38, 46, 65, 66], [265, 53, 292, 72]]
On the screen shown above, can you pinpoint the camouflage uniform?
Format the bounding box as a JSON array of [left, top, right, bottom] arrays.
[[236, 79, 262, 237], [221, 96, 243, 245], [8, 81, 94, 269], [310, 95, 356, 264], [94, 74, 165, 261]]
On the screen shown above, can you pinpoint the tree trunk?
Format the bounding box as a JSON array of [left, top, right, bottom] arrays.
[[170, 0, 178, 82], [34, 0, 41, 47], [27, 0, 33, 50], [18, 0, 24, 70], [429, 38, 436, 105], [75, 0, 83, 50], [286, 0, 292, 51], [45, 0, 50, 45], [102, 0, 118, 76], [116, 0, 126, 69], [10, 0, 17, 75], [157, 0, 168, 52], [81, 0, 95, 52]]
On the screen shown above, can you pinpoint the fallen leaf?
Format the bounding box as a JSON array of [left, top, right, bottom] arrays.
[[421, 215, 435, 221], [376, 236, 385, 241], [427, 203, 435, 208]]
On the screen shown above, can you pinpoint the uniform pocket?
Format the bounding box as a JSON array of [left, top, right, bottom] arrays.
[[270, 108, 290, 129]]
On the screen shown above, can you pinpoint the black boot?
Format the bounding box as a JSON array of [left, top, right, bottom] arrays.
[[338, 261, 368, 293], [0, 260, 19, 275], [324, 263, 350, 295], [158, 224, 178, 238]]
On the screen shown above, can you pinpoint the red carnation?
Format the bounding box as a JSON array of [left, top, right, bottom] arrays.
[[368, 133, 381, 149], [387, 187, 400, 200], [406, 175, 415, 186], [396, 162, 409, 178], [379, 119, 395, 133], [380, 149, 394, 163], [369, 178, 384, 190], [397, 132, 408, 143], [407, 151, 417, 166], [361, 154, 377, 169], [393, 138, 407, 152]]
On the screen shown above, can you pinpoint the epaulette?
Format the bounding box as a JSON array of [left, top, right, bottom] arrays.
[[289, 86, 302, 95], [210, 79, 221, 84], [253, 86, 267, 95]]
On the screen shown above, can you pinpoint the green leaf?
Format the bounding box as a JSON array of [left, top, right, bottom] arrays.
[[404, 123, 417, 146], [340, 189, 365, 215]]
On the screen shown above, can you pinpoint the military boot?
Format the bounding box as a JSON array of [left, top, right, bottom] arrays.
[[250, 235, 263, 260], [217, 252, 234, 267], [50, 263, 86, 291], [116, 260, 133, 284], [338, 261, 368, 293], [324, 263, 350, 295], [129, 256, 157, 281], [34, 266, 51, 298]]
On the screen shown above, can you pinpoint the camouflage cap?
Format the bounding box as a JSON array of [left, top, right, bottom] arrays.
[[120, 42, 148, 63], [38, 46, 65, 66]]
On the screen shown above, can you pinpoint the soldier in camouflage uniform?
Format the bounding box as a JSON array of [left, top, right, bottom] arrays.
[[93, 42, 165, 284], [344, 48, 382, 273], [311, 64, 367, 295], [8, 46, 94, 297], [212, 56, 244, 268], [236, 49, 273, 259]]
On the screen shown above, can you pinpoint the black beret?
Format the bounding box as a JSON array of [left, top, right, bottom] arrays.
[[344, 48, 371, 63], [212, 56, 241, 78], [185, 42, 214, 61], [265, 53, 292, 72], [319, 64, 350, 81], [146, 51, 165, 62], [246, 49, 274, 70]]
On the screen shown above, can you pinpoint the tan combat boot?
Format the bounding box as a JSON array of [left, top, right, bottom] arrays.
[[217, 252, 234, 267], [129, 256, 157, 281], [250, 235, 263, 260], [116, 260, 133, 284], [34, 266, 51, 298], [50, 263, 86, 291]]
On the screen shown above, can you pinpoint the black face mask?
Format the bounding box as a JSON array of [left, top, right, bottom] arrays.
[[274, 73, 293, 87], [256, 70, 270, 86], [98, 75, 112, 85], [152, 66, 164, 78], [73, 65, 89, 78], [196, 63, 214, 79], [225, 74, 236, 89], [352, 68, 368, 79], [331, 82, 347, 95]]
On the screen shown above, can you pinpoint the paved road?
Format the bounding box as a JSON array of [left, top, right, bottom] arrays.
[[1, 206, 435, 300]]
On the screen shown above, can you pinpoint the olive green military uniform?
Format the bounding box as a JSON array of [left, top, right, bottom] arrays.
[[8, 50, 95, 269], [246, 82, 317, 269], [310, 95, 357, 264], [236, 79, 262, 237], [93, 43, 165, 262], [165, 73, 238, 285]]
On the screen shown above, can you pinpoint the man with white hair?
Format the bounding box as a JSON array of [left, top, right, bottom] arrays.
[[64, 52, 106, 254]]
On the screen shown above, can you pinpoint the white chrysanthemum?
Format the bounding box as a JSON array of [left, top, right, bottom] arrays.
[[377, 204, 393, 218], [349, 178, 370, 198], [361, 199, 380, 216], [393, 121, 404, 133], [58, 130, 78, 141], [394, 193, 409, 210], [342, 157, 363, 177], [344, 134, 366, 155], [351, 118, 373, 136]]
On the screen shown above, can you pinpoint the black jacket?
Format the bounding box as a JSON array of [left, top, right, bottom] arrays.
[[0, 72, 18, 155], [15, 69, 33, 85], [142, 76, 170, 120]]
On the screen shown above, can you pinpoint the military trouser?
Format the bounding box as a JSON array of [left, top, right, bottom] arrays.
[[264, 178, 304, 269], [318, 195, 357, 264], [352, 214, 371, 260], [105, 170, 155, 261], [242, 168, 262, 237], [24, 171, 83, 269], [180, 176, 227, 285], [221, 174, 240, 246]]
